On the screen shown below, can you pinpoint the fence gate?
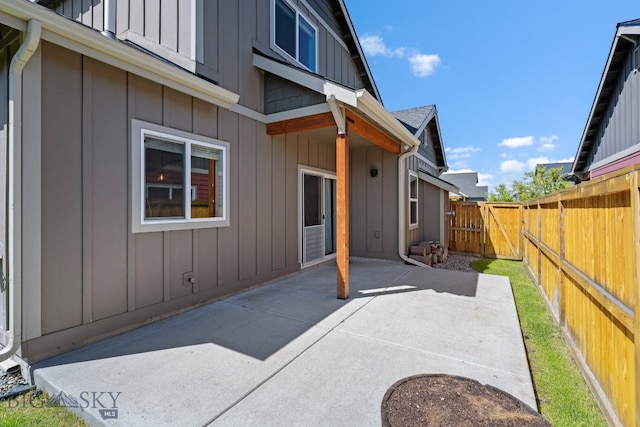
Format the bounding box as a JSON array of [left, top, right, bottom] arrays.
[[448, 202, 523, 260]]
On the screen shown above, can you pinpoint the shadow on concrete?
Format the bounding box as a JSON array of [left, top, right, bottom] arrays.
[[32, 259, 481, 373]]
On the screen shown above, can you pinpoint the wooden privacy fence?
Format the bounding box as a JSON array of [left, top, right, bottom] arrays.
[[522, 165, 640, 427], [449, 166, 640, 426], [448, 202, 523, 259]]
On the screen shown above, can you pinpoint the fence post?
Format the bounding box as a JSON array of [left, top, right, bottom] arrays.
[[558, 196, 565, 327], [631, 171, 640, 427], [537, 200, 542, 283]]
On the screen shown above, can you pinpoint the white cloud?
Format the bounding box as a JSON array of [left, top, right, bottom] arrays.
[[540, 135, 559, 144], [446, 168, 474, 173], [499, 136, 535, 148], [446, 145, 481, 154], [360, 35, 405, 57], [447, 146, 481, 160], [538, 135, 559, 152], [450, 160, 470, 170], [360, 35, 440, 78], [409, 53, 441, 77], [500, 159, 526, 173], [477, 173, 493, 187]]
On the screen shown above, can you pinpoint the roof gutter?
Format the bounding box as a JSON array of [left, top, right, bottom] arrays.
[[0, 0, 239, 108], [0, 19, 41, 362]]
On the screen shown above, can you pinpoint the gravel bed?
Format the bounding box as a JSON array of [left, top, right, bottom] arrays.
[[0, 370, 30, 397], [433, 253, 481, 273]]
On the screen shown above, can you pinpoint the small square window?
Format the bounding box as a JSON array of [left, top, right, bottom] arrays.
[[273, 0, 317, 72], [132, 120, 230, 233]]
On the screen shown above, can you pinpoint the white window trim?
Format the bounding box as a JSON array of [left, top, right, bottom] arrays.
[[131, 119, 230, 233], [298, 166, 337, 267], [271, 0, 319, 72], [409, 171, 419, 229]]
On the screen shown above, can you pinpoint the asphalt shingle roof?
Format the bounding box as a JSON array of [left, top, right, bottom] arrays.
[[391, 105, 435, 135]]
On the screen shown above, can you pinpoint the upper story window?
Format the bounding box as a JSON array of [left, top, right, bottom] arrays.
[[273, 0, 317, 72], [132, 120, 230, 233]]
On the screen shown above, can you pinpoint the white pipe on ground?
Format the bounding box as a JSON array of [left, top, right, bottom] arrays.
[[0, 19, 42, 362]]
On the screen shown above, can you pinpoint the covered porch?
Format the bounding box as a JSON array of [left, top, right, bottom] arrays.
[[256, 50, 421, 299]]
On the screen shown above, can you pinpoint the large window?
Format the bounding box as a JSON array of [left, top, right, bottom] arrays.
[[132, 120, 229, 233], [273, 0, 317, 71], [409, 172, 419, 228]]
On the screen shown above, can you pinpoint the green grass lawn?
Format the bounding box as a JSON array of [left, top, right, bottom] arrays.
[[0, 390, 85, 427], [471, 258, 607, 427]]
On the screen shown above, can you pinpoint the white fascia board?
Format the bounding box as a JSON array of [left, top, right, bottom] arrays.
[[265, 103, 331, 123], [253, 53, 358, 106], [418, 171, 459, 193], [0, 0, 239, 109], [587, 142, 640, 172], [254, 53, 325, 93], [323, 81, 357, 106], [356, 89, 420, 150], [335, 0, 381, 101], [414, 107, 436, 137]]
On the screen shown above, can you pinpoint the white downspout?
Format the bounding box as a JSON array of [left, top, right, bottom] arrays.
[[0, 19, 42, 362], [398, 142, 428, 267], [101, 0, 116, 38]]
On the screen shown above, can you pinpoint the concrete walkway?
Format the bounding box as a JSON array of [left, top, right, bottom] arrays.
[[32, 258, 536, 427]]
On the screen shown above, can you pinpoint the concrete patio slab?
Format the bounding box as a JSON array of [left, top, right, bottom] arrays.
[[31, 258, 536, 427]]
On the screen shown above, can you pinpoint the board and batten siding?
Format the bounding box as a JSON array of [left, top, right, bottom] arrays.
[[54, 0, 365, 112], [26, 41, 336, 361], [589, 48, 640, 166], [404, 156, 446, 251], [350, 147, 399, 260]]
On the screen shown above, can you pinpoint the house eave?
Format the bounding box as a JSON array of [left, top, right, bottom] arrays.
[[254, 52, 420, 151], [572, 21, 640, 175], [0, 0, 240, 109], [355, 89, 420, 151]]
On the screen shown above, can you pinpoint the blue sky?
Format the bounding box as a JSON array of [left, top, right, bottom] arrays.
[[345, 0, 639, 191]]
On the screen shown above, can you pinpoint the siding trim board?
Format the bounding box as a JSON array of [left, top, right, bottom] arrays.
[[0, 1, 240, 108]]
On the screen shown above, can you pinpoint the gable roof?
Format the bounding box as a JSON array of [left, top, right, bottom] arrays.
[[572, 18, 640, 175], [392, 105, 447, 170], [392, 106, 436, 135], [440, 172, 488, 200], [330, 0, 381, 102], [34, 0, 382, 104]]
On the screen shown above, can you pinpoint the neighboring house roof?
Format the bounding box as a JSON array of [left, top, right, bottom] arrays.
[[440, 172, 488, 200], [392, 106, 447, 171], [536, 162, 573, 177], [572, 18, 640, 175], [392, 105, 436, 135]]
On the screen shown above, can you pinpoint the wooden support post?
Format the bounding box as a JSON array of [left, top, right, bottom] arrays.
[[336, 131, 349, 299]]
